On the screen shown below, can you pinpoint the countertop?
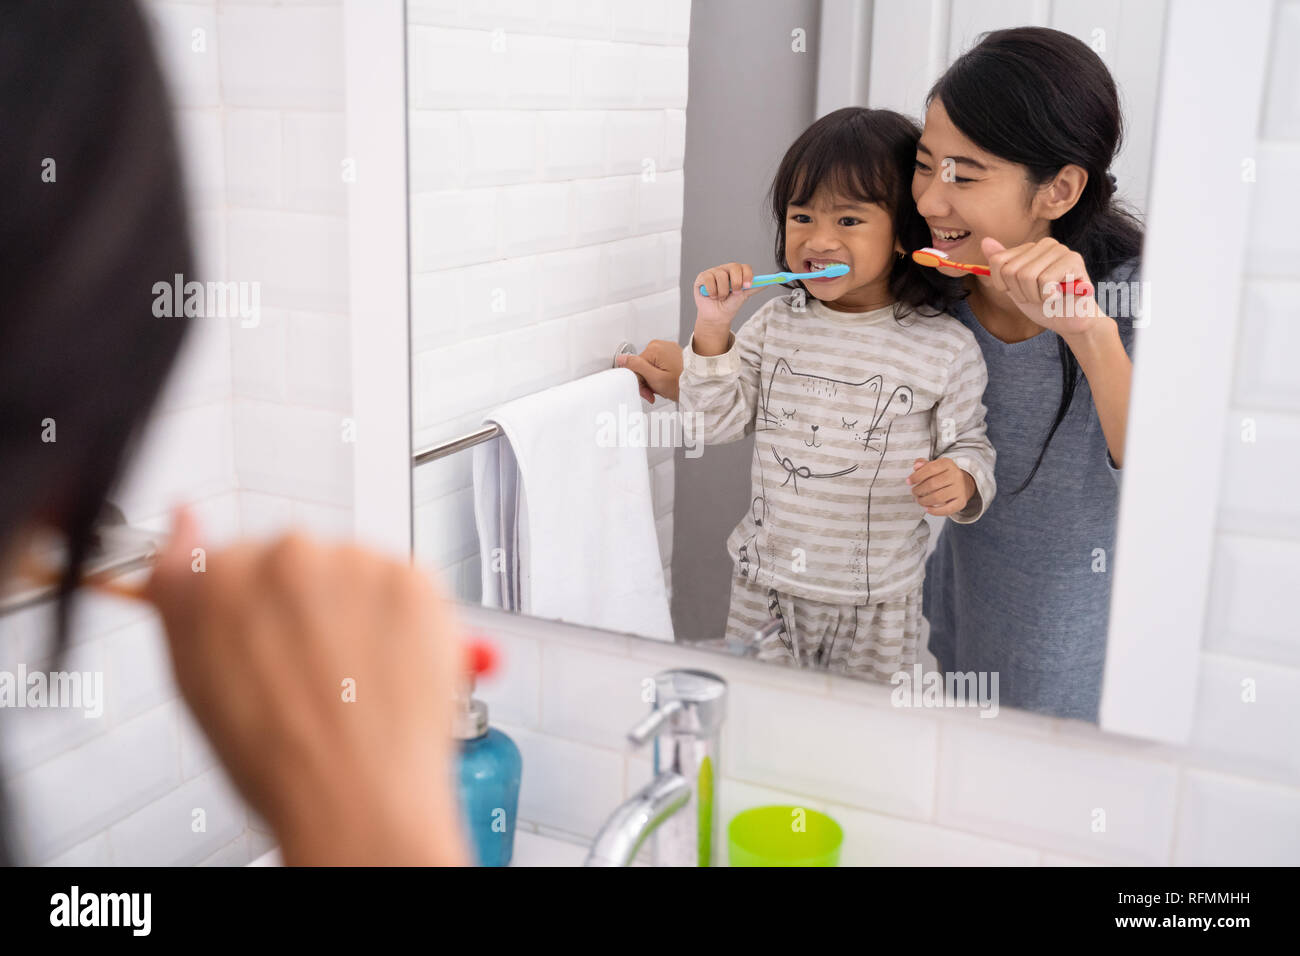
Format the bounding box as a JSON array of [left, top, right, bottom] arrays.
[[247, 828, 591, 867]]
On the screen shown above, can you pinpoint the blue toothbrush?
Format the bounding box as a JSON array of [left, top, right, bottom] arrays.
[[699, 263, 849, 296]]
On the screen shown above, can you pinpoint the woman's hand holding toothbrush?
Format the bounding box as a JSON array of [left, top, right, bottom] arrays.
[[981, 236, 1103, 336], [145, 506, 471, 866], [692, 261, 764, 356]]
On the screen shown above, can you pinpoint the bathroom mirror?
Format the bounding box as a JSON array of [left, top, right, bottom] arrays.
[[403, 0, 1209, 732]]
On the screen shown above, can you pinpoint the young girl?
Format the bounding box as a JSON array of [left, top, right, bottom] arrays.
[[677, 107, 996, 682]]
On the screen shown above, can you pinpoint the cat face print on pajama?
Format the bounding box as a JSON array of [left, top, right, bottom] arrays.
[[761, 358, 915, 491], [733, 340, 928, 601], [682, 291, 993, 608]]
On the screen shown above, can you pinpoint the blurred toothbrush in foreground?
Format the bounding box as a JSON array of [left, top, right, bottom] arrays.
[[22, 553, 502, 680]]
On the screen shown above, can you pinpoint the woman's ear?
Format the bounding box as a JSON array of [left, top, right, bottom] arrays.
[[1036, 163, 1089, 221]]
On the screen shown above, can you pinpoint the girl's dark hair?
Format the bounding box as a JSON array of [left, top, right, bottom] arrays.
[[928, 26, 1144, 494], [768, 107, 964, 320], [0, 0, 194, 863]]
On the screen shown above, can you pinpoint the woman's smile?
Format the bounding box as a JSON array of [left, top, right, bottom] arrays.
[[926, 224, 973, 255]]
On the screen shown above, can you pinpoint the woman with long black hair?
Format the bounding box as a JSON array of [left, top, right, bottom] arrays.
[[913, 27, 1142, 721], [0, 0, 468, 865]]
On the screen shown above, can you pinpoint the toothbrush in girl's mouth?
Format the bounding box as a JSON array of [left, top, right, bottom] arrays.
[[699, 263, 850, 296], [912, 247, 1092, 296]]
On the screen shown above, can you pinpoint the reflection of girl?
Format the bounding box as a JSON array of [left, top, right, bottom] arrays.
[[624, 27, 1142, 722], [914, 29, 1143, 722], [677, 108, 996, 683]]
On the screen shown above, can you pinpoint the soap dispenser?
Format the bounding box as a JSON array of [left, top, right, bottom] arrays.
[[453, 677, 522, 866]]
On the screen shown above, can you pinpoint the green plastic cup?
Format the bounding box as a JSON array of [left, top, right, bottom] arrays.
[[727, 805, 843, 867]]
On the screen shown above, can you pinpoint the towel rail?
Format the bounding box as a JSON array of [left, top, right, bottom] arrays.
[[413, 423, 503, 466], [412, 341, 640, 468]]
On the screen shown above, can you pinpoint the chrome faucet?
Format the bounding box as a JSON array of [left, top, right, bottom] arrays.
[[585, 669, 727, 866]]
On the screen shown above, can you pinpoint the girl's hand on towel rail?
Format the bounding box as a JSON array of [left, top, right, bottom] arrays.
[[617, 339, 683, 404], [906, 457, 977, 517], [144, 506, 471, 866]]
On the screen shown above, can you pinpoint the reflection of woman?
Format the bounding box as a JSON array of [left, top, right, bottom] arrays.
[[624, 27, 1141, 722]]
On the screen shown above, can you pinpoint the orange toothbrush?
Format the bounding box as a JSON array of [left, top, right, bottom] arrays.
[[17, 554, 150, 603], [23, 558, 501, 679], [912, 247, 1091, 297]]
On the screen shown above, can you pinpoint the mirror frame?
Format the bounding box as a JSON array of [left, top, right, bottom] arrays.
[[1097, 0, 1273, 743], [346, 0, 413, 562]]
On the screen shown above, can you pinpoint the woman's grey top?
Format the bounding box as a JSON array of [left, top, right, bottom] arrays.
[[923, 259, 1142, 722]]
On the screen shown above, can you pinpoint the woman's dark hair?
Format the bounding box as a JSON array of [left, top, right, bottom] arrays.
[[0, 0, 194, 863], [768, 107, 964, 320], [928, 26, 1144, 494]]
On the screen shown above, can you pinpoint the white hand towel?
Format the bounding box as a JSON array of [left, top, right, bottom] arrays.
[[472, 368, 674, 642]]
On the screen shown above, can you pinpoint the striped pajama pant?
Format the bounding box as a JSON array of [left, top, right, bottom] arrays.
[[722, 568, 924, 682]]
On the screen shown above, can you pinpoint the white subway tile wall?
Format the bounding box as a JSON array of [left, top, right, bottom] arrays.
[[0, 0, 354, 864], [408, 2, 689, 602]]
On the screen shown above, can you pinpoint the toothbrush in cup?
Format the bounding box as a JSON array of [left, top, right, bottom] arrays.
[[699, 263, 849, 296], [912, 247, 1091, 297]]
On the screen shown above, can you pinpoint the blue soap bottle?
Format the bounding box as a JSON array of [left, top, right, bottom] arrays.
[[454, 679, 522, 866]]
